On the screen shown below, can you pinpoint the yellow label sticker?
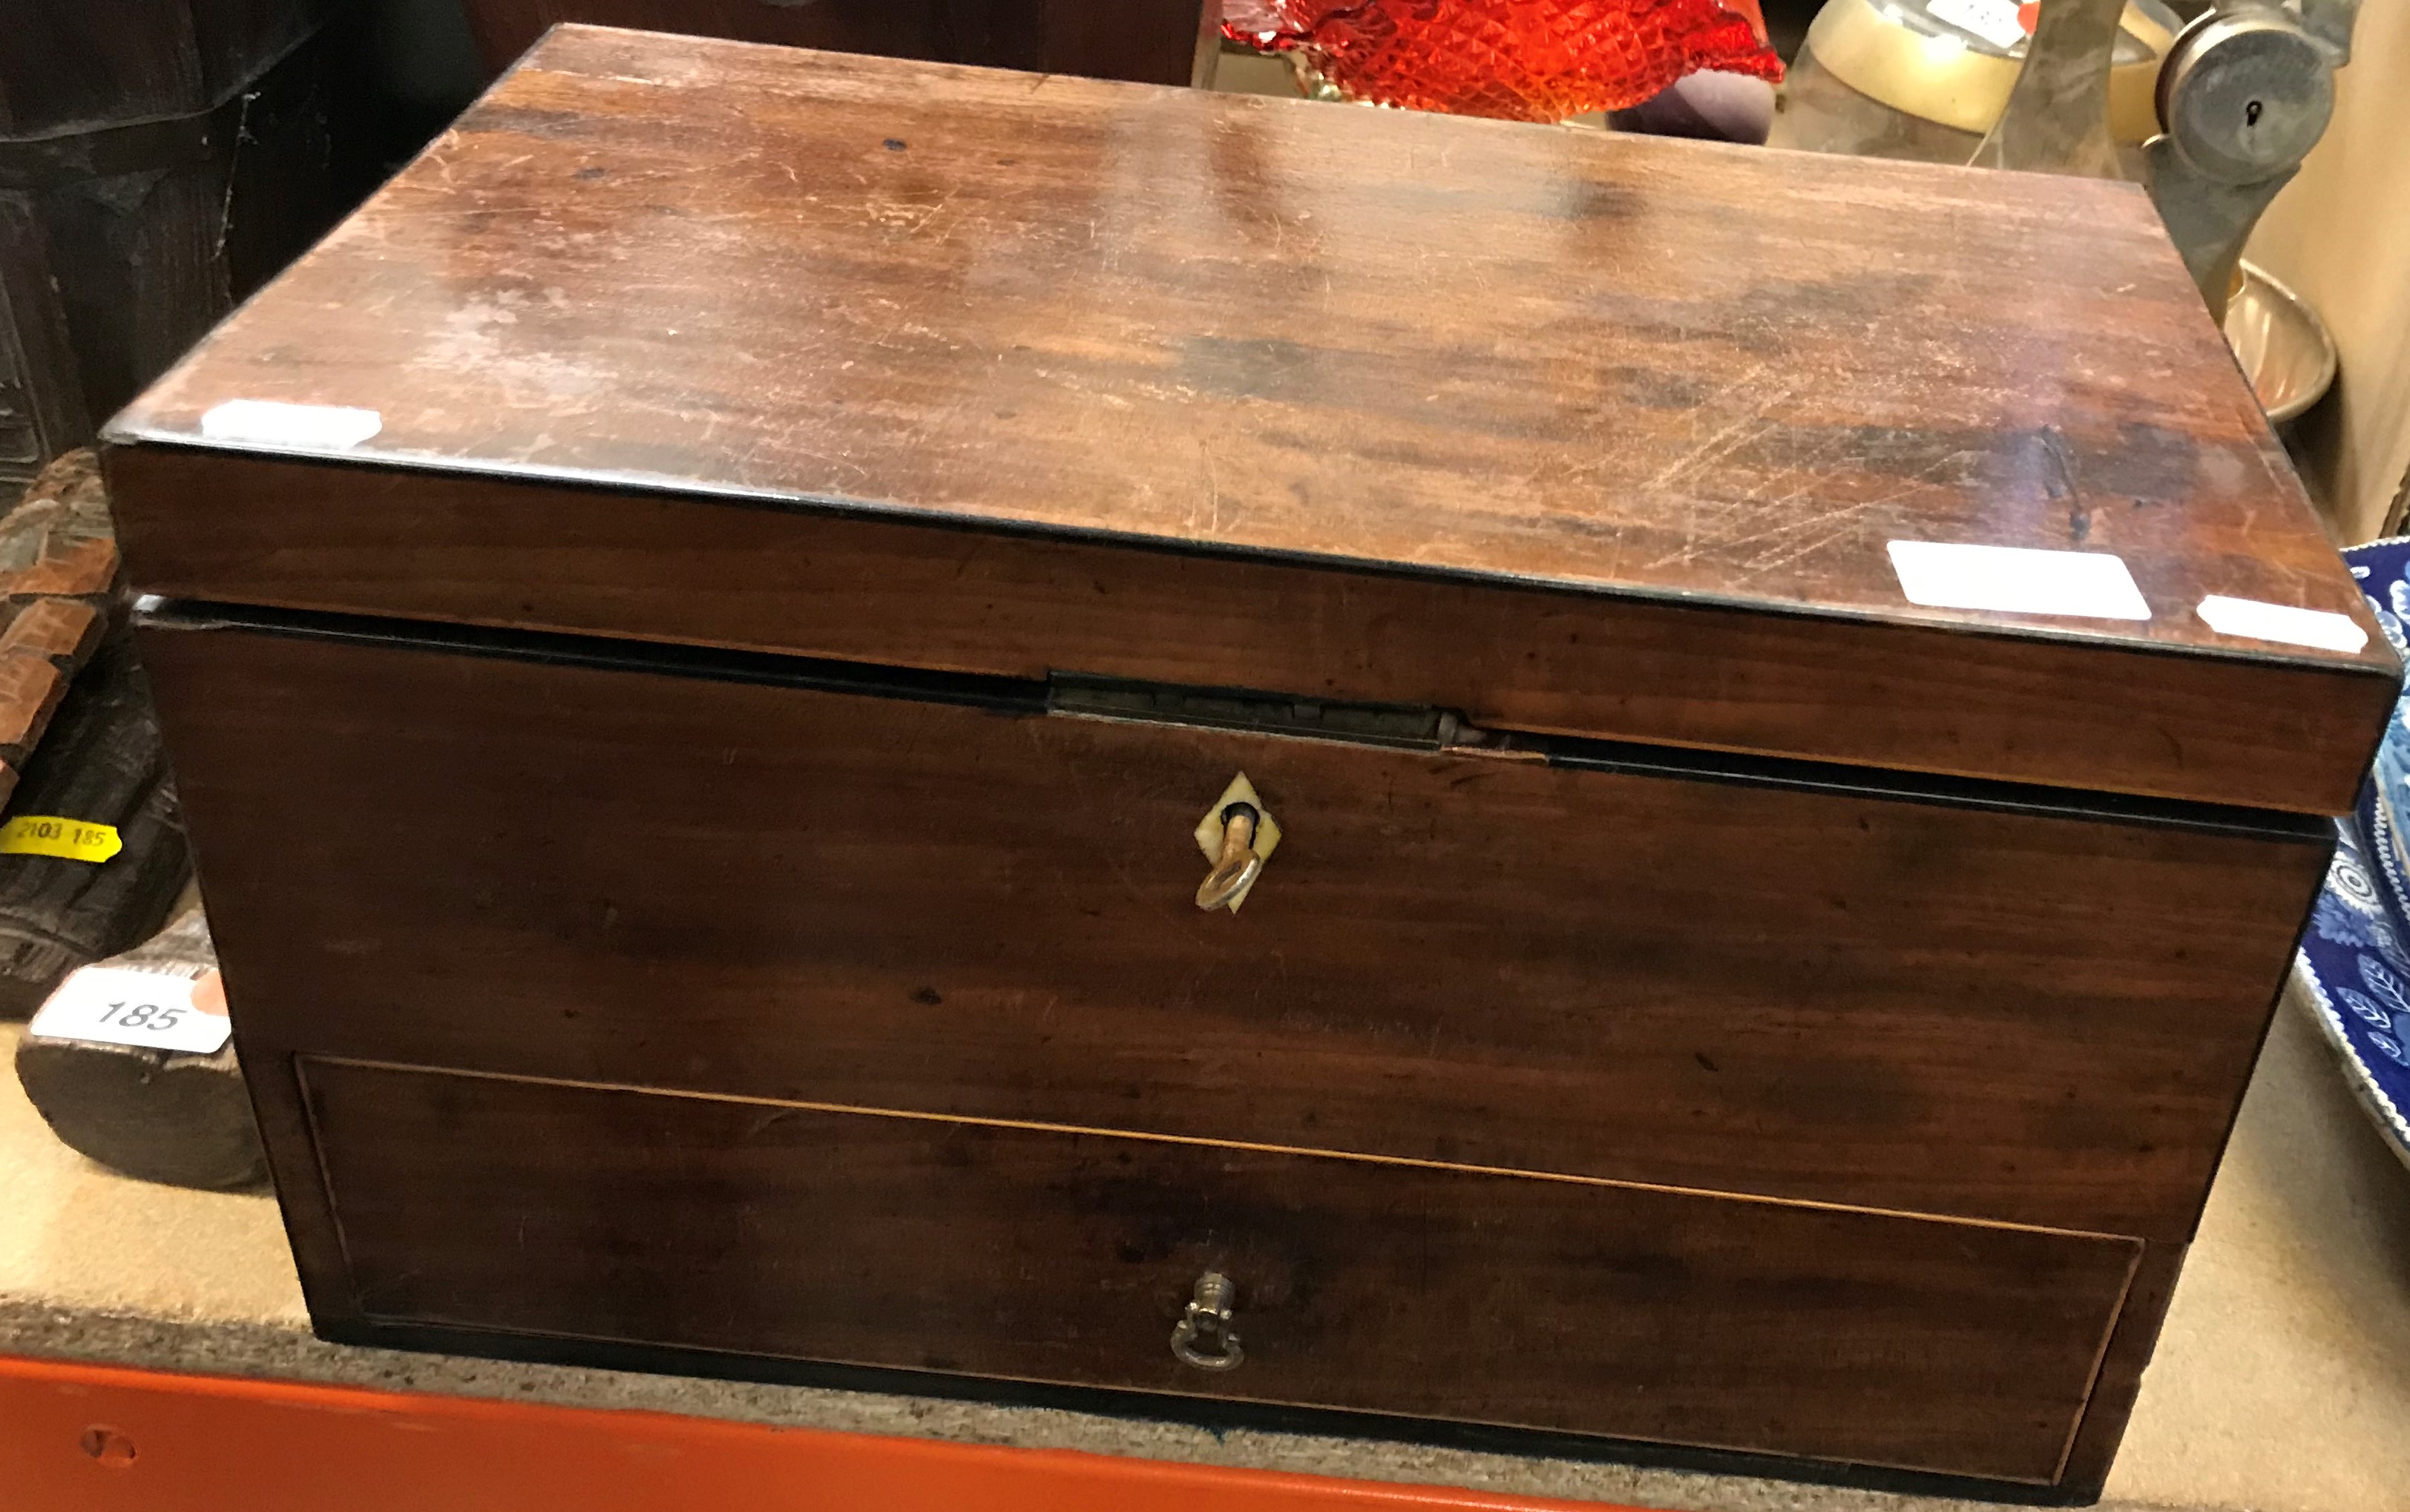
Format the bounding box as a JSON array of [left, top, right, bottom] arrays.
[[0, 816, 122, 863]]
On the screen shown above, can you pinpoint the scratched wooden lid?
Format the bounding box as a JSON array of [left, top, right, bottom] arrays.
[[103, 27, 2397, 815]]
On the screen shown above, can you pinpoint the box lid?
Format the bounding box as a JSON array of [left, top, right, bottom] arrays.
[[104, 26, 2398, 815]]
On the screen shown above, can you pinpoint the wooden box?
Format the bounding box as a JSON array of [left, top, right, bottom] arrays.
[[101, 27, 2397, 1502]]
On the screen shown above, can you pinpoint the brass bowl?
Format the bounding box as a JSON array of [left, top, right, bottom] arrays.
[[2227, 261, 2337, 426]]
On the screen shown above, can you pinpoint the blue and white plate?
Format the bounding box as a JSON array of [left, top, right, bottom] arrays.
[[2294, 536, 2410, 1171]]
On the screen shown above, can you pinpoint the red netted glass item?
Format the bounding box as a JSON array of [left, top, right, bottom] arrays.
[[1223, 0, 1782, 122]]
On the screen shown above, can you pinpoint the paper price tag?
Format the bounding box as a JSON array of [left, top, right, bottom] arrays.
[[28, 967, 230, 1055], [200, 398, 383, 450], [0, 816, 121, 862], [2196, 595, 2371, 653], [1887, 541, 2152, 621]]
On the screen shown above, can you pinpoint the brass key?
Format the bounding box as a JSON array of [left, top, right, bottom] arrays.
[[1195, 803, 1263, 912]]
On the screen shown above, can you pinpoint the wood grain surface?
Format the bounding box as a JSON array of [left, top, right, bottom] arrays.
[[0, 0, 331, 137], [142, 621, 2324, 1240], [2056, 1239, 2185, 1497], [457, 0, 1218, 87], [101, 29, 2395, 812], [111, 446, 2399, 815], [300, 1056, 2141, 1485]]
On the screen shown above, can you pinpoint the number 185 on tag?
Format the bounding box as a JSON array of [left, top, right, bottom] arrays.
[[27, 966, 232, 1055]]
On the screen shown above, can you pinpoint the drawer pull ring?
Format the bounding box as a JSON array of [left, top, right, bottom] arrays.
[[1195, 806, 1264, 913], [1170, 1271, 1244, 1370]]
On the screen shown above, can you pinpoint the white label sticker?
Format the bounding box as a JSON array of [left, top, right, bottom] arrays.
[[2197, 595, 2371, 653], [1887, 541, 2152, 620], [1928, 0, 2029, 50], [200, 399, 383, 450], [27, 967, 229, 1056]]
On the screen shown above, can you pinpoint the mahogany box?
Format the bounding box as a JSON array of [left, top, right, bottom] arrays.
[[99, 27, 2397, 1502]]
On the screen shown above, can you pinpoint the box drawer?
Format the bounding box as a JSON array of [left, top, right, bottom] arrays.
[[301, 1057, 2138, 1484], [145, 622, 2325, 1240]]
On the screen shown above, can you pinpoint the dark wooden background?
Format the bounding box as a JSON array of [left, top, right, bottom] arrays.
[[455, 1, 1221, 85]]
